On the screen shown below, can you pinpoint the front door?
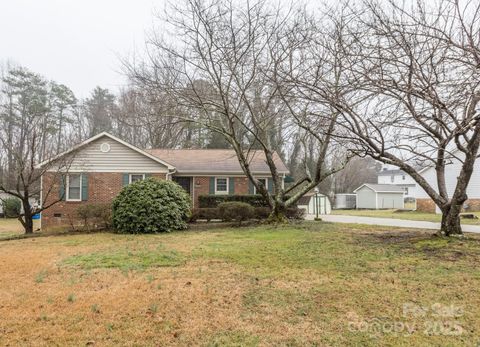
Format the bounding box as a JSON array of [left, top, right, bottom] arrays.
[[173, 177, 192, 195]]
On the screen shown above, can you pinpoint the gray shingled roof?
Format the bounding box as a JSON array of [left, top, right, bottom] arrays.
[[146, 149, 289, 174], [355, 184, 406, 193]]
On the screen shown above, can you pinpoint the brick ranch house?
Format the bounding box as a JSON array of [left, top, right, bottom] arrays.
[[37, 132, 288, 230]]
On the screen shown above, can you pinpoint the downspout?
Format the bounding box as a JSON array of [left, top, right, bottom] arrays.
[[167, 168, 176, 180]]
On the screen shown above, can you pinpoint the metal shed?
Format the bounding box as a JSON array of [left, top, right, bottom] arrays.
[[334, 193, 357, 209], [354, 184, 405, 209], [297, 193, 332, 215]]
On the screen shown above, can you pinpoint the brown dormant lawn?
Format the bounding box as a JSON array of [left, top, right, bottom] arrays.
[[0, 221, 479, 346]]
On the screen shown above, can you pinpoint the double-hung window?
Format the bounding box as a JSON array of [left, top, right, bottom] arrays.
[[129, 174, 145, 184], [215, 177, 228, 194], [254, 178, 268, 194], [67, 174, 82, 201]]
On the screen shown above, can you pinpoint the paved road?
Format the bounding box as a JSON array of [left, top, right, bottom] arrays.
[[306, 214, 480, 234]]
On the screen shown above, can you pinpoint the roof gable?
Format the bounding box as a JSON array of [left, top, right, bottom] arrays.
[[354, 183, 405, 193], [36, 132, 175, 171]]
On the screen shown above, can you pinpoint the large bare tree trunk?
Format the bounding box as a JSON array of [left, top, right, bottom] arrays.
[[440, 206, 462, 236]]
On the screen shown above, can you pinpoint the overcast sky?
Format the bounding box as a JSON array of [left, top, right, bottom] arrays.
[[0, 0, 166, 98]]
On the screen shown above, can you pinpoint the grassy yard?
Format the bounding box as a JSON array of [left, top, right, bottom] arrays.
[[0, 217, 40, 238], [332, 209, 480, 225], [1, 222, 480, 346]]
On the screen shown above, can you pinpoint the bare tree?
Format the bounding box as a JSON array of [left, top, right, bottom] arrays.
[[333, 156, 381, 194], [127, 0, 346, 221], [0, 65, 77, 234], [318, 0, 480, 235], [0, 132, 73, 234]]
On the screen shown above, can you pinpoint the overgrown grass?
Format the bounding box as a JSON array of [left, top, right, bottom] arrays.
[[332, 208, 480, 224]]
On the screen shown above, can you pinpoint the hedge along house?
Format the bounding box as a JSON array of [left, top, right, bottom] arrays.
[[354, 184, 405, 209], [37, 132, 288, 230]]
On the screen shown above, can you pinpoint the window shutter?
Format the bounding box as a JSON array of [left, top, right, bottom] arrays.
[[145, 173, 152, 179], [248, 179, 255, 195], [267, 178, 274, 193], [59, 175, 66, 201], [122, 173, 129, 186], [81, 173, 88, 201], [229, 177, 235, 195], [209, 177, 215, 195]]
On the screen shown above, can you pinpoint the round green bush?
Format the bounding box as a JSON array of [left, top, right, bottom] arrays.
[[112, 178, 191, 233], [2, 197, 21, 218], [218, 201, 254, 224]]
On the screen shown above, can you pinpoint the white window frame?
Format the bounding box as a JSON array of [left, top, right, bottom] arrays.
[[254, 178, 268, 194], [129, 173, 145, 184], [215, 177, 229, 195], [66, 173, 82, 202]]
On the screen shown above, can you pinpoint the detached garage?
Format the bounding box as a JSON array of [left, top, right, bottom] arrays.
[[354, 184, 405, 209]]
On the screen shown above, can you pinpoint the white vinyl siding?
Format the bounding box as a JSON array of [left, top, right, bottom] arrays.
[[417, 152, 480, 200], [356, 186, 404, 209], [356, 186, 377, 209], [50, 137, 169, 173], [376, 192, 404, 209]]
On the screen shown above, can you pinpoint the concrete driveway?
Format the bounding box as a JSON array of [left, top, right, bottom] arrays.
[[307, 214, 480, 234]]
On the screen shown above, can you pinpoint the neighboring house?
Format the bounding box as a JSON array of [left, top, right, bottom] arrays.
[[416, 151, 480, 213], [37, 132, 288, 230], [377, 167, 417, 197], [297, 193, 332, 215], [354, 184, 405, 209]]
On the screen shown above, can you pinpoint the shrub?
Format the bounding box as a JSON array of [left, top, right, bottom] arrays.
[[112, 178, 191, 233], [96, 203, 113, 229], [2, 197, 21, 218], [252, 206, 305, 220], [199, 195, 269, 208], [218, 202, 254, 224], [253, 207, 271, 219], [190, 208, 221, 222], [285, 207, 305, 220], [77, 204, 97, 230], [198, 194, 296, 208], [77, 203, 112, 230]]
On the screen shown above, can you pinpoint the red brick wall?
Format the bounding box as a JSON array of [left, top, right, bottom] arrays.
[[192, 177, 210, 208], [41, 172, 166, 230], [416, 198, 436, 213], [191, 176, 261, 207], [465, 199, 480, 212], [42, 173, 264, 229]]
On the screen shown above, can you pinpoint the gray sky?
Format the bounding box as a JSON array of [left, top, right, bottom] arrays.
[[0, 0, 165, 98]]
